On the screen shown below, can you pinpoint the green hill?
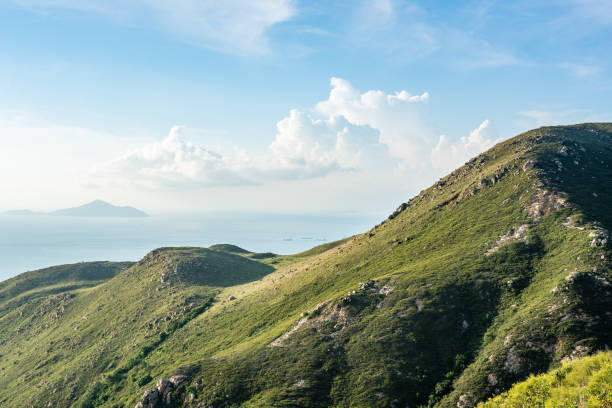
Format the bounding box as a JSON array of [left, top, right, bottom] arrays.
[[0, 123, 610, 407], [478, 351, 612, 408]]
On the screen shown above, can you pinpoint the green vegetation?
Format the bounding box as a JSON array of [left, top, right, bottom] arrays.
[[0, 123, 610, 407], [0, 261, 133, 313], [479, 352, 612, 408]]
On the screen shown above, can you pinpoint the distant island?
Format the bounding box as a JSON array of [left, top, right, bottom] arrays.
[[3, 200, 148, 218]]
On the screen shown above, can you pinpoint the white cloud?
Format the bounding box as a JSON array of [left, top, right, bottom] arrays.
[[93, 125, 253, 188], [430, 120, 496, 172], [0, 81, 501, 213], [316, 77, 432, 165], [10, 0, 296, 54], [90, 78, 503, 201], [92, 78, 497, 193], [93, 108, 389, 189], [264, 110, 386, 179]]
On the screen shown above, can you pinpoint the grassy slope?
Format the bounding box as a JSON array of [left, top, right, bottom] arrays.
[[0, 123, 610, 407], [0, 261, 133, 310], [478, 351, 612, 408], [0, 248, 274, 407]]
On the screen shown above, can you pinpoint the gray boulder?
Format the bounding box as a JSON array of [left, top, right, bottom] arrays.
[[135, 389, 159, 408]]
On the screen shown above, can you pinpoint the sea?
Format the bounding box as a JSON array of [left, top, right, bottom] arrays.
[[0, 212, 381, 281]]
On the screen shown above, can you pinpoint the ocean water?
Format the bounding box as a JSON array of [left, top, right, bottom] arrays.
[[0, 212, 381, 281]]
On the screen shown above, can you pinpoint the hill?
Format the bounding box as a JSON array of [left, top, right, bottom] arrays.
[[51, 200, 149, 217], [478, 351, 612, 407], [0, 123, 610, 407]]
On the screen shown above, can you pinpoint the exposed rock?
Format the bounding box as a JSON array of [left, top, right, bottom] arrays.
[[504, 346, 522, 374], [487, 373, 498, 386], [388, 202, 409, 220], [169, 375, 187, 389], [564, 270, 610, 287], [226, 295, 236, 301], [135, 389, 159, 408], [156, 378, 170, 395], [270, 317, 309, 347], [588, 226, 609, 247], [457, 392, 474, 408], [562, 344, 591, 363], [135, 374, 190, 408], [528, 188, 570, 220], [486, 224, 529, 255], [163, 391, 172, 405], [522, 160, 536, 171], [270, 300, 352, 346], [563, 215, 585, 230], [360, 280, 378, 291]]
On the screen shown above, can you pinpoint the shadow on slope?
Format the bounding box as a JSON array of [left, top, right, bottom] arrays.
[[141, 247, 275, 287], [534, 123, 612, 230]]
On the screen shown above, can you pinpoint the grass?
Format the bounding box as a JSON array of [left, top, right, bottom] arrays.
[[0, 123, 610, 407], [479, 351, 612, 408]]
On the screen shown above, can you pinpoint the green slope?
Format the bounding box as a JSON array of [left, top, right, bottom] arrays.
[[0, 261, 133, 315], [478, 351, 612, 408], [0, 123, 610, 408]]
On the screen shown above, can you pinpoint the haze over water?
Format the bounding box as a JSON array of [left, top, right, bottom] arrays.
[[0, 212, 380, 281]]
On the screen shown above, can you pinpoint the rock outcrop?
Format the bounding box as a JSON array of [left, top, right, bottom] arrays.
[[135, 375, 188, 408]]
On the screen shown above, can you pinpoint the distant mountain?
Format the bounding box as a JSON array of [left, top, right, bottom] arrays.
[[50, 200, 149, 217], [3, 200, 148, 218]]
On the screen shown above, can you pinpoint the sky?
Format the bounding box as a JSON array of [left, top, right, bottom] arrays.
[[0, 0, 610, 215]]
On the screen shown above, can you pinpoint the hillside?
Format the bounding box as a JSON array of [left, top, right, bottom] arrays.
[[478, 351, 612, 407], [0, 123, 610, 407], [0, 261, 133, 313]]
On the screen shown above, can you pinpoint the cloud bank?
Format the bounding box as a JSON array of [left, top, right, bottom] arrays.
[[93, 78, 495, 191]]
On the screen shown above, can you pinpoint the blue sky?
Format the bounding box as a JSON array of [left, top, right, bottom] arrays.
[[0, 0, 610, 214]]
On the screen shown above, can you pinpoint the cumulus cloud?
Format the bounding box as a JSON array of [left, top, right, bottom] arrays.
[[94, 125, 253, 188], [430, 120, 496, 172], [316, 77, 432, 164], [10, 0, 296, 53], [93, 108, 389, 189], [93, 78, 494, 191], [263, 110, 386, 179]]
